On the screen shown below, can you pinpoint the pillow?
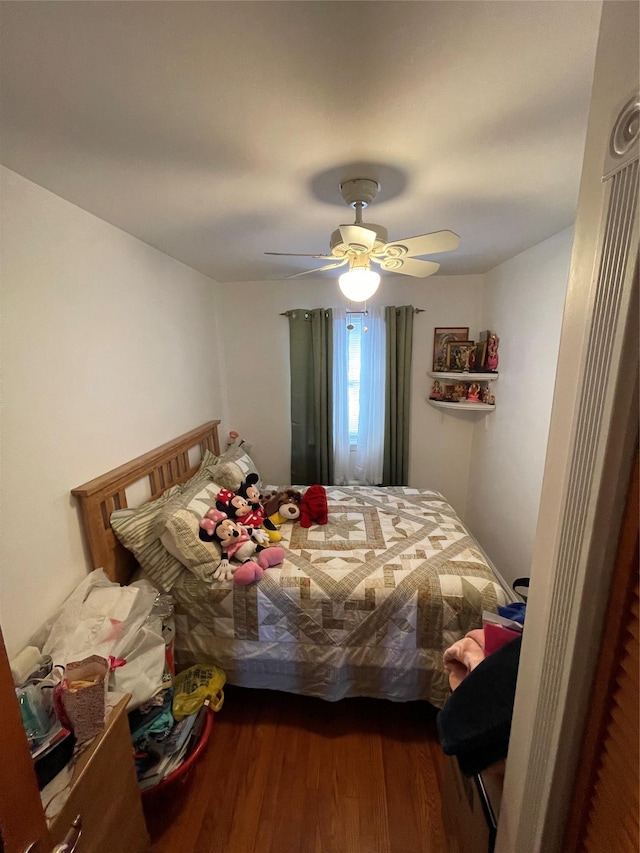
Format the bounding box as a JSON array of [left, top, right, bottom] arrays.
[[111, 484, 186, 592], [203, 444, 261, 492], [203, 459, 245, 493], [160, 480, 229, 582], [110, 449, 220, 591], [159, 446, 263, 583], [152, 469, 220, 528]]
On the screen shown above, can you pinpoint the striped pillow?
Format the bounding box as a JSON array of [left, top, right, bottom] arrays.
[[111, 485, 186, 591], [110, 450, 221, 591], [159, 452, 263, 583], [203, 447, 261, 491], [161, 502, 224, 584]]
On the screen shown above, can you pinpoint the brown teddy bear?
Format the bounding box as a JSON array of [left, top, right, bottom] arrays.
[[260, 489, 303, 540]]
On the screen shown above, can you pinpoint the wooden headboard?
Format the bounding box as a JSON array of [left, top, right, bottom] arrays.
[[71, 420, 220, 585]]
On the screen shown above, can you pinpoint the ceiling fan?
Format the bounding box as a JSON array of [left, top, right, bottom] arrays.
[[265, 178, 461, 285]]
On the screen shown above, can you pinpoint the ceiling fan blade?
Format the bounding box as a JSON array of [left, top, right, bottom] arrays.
[[287, 259, 349, 279], [383, 230, 460, 258], [265, 252, 336, 258], [339, 225, 377, 252], [378, 257, 440, 277]]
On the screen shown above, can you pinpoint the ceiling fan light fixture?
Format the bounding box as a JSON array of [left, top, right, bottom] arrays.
[[338, 268, 380, 302], [266, 176, 460, 281]]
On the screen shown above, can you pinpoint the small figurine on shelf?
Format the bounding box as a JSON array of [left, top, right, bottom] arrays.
[[430, 380, 443, 400], [486, 333, 499, 371], [467, 383, 481, 402], [481, 385, 491, 404], [460, 346, 474, 372], [454, 383, 467, 401]]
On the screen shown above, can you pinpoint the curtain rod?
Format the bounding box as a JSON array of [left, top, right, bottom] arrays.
[[280, 308, 425, 316]]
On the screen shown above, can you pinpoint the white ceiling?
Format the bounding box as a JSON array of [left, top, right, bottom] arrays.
[[0, 1, 602, 282]]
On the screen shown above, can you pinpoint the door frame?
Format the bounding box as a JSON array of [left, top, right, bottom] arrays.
[[495, 3, 639, 850]]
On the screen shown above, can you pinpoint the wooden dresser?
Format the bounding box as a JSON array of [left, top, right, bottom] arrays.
[[441, 755, 505, 853], [48, 696, 149, 852]]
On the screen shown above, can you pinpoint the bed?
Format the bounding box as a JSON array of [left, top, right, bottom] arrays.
[[72, 420, 511, 708]]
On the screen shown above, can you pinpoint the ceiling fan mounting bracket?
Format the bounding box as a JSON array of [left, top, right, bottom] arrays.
[[339, 178, 380, 209], [330, 223, 388, 254]]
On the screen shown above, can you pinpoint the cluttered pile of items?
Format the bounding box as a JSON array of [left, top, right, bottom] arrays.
[[131, 664, 224, 793], [11, 570, 224, 807], [437, 589, 527, 776]]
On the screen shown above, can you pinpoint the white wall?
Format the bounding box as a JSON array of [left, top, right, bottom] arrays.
[[216, 274, 484, 513], [465, 227, 574, 586], [0, 167, 225, 658]]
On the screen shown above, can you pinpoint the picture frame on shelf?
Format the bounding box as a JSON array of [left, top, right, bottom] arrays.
[[444, 384, 457, 401], [454, 383, 468, 401], [445, 340, 476, 372], [433, 327, 470, 371], [472, 340, 488, 371]]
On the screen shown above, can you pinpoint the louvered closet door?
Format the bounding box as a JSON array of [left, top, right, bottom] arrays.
[[565, 452, 639, 852], [583, 577, 639, 851]]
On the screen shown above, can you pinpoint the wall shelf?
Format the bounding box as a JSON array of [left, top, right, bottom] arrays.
[[428, 399, 496, 412], [428, 370, 499, 414], [429, 371, 499, 382]]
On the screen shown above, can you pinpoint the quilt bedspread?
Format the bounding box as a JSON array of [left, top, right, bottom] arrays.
[[170, 486, 510, 706]]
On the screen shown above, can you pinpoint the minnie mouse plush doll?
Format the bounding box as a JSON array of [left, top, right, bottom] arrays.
[[199, 509, 285, 585], [218, 474, 279, 543]]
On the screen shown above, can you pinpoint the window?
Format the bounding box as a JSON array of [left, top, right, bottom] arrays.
[[333, 306, 386, 485], [347, 313, 364, 445]]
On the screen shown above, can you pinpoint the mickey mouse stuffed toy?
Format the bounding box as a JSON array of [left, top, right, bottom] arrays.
[[199, 508, 286, 585], [215, 482, 269, 546], [215, 489, 253, 523], [224, 473, 280, 543]]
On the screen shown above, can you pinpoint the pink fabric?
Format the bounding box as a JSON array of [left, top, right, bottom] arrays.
[[257, 546, 286, 570], [443, 629, 486, 691], [223, 529, 253, 560], [483, 623, 521, 655], [233, 561, 264, 585], [236, 507, 265, 528]]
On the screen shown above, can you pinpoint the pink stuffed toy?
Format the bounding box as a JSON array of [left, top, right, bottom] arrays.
[[299, 485, 328, 528], [216, 475, 277, 544], [199, 508, 285, 585]]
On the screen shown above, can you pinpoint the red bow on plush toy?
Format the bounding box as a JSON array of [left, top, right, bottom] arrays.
[[299, 485, 328, 528], [216, 482, 264, 530], [216, 475, 281, 544]]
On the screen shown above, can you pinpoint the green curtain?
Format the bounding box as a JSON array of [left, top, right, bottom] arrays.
[[383, 305, 414, 485], [288, 308, 334, 485]]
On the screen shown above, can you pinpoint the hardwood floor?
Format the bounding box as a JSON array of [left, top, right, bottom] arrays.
[[144, 685, 448, 853]]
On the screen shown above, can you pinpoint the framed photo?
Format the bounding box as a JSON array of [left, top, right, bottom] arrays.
[[432, 327, 470, 371], [445, 341, 476, 371], [472, 340, 487, 371]]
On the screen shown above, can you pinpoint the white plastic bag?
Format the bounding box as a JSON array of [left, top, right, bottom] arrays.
[[35, 569, 166, 709]]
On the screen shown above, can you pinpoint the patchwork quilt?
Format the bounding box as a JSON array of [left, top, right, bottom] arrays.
[[170, 486, 510, 707]]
